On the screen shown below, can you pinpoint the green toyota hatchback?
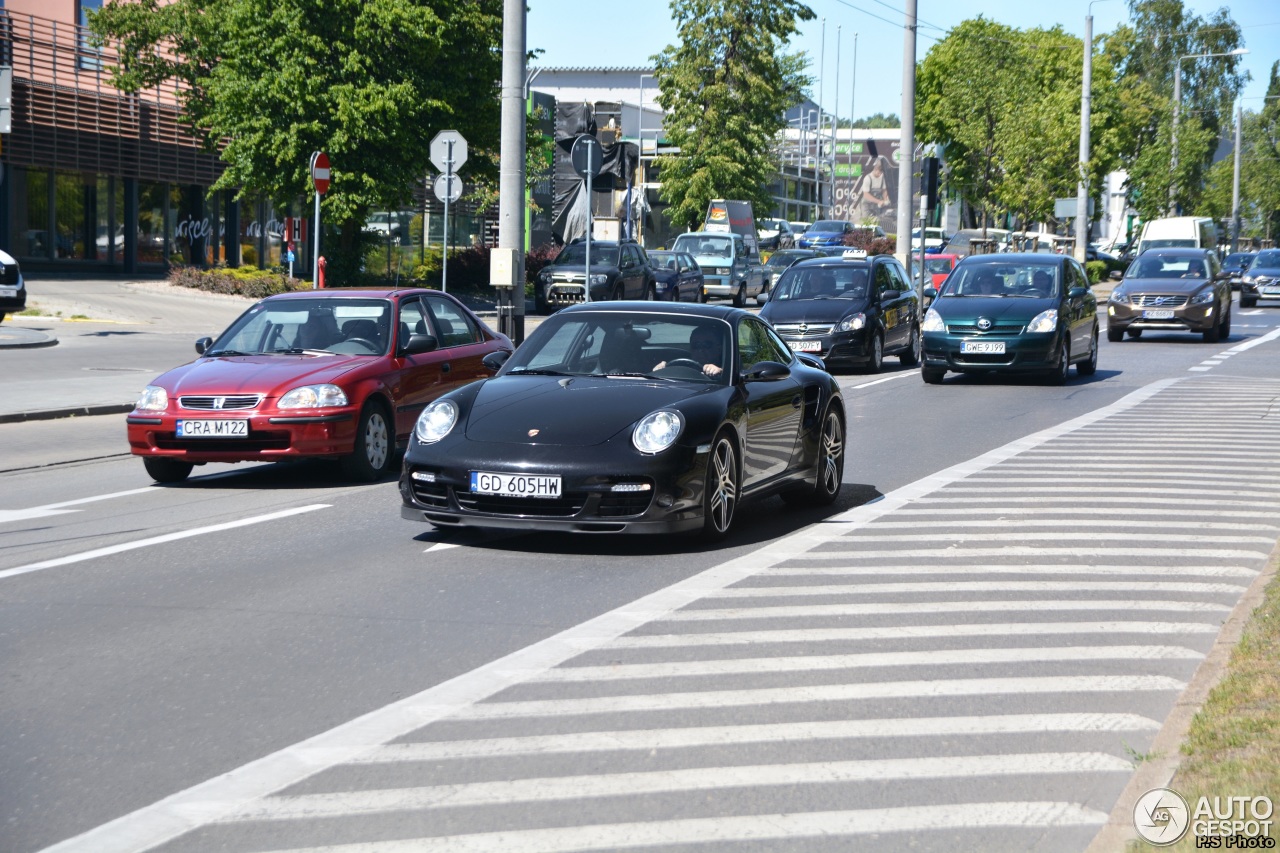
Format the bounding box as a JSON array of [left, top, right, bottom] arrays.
[[920, 253, 1099, 385]]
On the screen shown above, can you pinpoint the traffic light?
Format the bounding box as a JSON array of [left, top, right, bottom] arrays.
[[921, 157, 940, 209]]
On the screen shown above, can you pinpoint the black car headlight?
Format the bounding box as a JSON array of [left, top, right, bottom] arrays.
[[415, 399, 459, 444], [632, 410, 683, 455], [836, 313, 866, 332]]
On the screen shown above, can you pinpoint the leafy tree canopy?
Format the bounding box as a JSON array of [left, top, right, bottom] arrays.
[[652, 0, 815, 231], [89, 0, 502, 250]]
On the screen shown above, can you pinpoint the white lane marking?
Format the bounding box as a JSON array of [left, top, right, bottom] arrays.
[[424, 542, 460, 552], [348, 713, 1163, 762], [764, 564, 1259, 578], [607, 623, 1220, 649], [1225, 325, 1280, 351], [534, 647, 1202, 683], [245, 803, 1110, 852], [223, 754, 1129, 821], [1189, 366, 1214, 371], [456, 676, 1186, 720], [710, 581, 1247, 596], [848, 371, 917, 390], [30, 375, 1201, 853], [0, 505, 331, 580], [957, 476, 1280, 488], [663, 599, 1230, 620], [0, 486, 157, 524]]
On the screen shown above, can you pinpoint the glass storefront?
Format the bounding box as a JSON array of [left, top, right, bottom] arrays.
[[3, 165, 313, 275]]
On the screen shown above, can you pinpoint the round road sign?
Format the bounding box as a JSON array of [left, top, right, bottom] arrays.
[[310, 151, 331, 195], [571, 135, 603, 180], [434, 174, 463, 203]]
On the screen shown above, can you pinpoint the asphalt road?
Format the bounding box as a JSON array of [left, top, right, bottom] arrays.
[[2, 299, 1279, 853]]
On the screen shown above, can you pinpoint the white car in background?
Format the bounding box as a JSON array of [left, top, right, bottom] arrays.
[[757, 218, 795, 251], [0, 249, 27, 323]]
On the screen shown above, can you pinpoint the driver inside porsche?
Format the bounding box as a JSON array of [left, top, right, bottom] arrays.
[[653, 327, 726, 377]]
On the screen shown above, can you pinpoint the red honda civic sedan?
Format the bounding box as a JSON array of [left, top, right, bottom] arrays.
[[126, 288, 512, 483]]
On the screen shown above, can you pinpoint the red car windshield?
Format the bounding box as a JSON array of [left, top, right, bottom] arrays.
[[210, 298, 393, 356]]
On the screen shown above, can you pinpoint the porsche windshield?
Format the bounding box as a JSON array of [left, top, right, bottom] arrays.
[[503, 311, 733, 384]]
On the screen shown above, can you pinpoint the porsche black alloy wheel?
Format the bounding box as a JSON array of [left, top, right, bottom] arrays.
[[782, 405, 845, 507], [701, 434, 739, 541]]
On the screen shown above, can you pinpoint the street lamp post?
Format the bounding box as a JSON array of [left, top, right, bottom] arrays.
[[1231, 103, 1242, 253], [1169, 48, 1248, 215], [1075, 1, 1110, 264]]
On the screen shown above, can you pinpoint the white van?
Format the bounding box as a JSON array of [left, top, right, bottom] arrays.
[[1136, 216, 1217, 256]]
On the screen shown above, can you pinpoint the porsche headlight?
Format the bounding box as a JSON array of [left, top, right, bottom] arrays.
[[278, 384, 348, 408], [836, 313, 866, 332], [135, 385, 169, 412], [415, 399, 458, 444], [921, 307, 944, 332], [1190, 289, 1215, 305], [632, 410, 683, 455], [1027, 309, 1059, 333]]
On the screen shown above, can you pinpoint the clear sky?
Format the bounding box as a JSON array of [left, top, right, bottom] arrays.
[[527, 1, 1280, 121]]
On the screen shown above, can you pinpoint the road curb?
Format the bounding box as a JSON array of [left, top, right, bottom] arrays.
[[1085, 540, 1280, 852], [0, 403, 135, 425], [0, 328, 59, 349]]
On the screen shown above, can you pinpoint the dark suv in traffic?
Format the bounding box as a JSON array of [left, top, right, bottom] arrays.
[[534, 240, 657, 313]]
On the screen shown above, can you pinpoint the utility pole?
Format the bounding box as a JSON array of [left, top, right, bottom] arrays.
[[494, 0, 527, 343], [1231, 104, 1242, 253], [895, 0, 917, 270], [1074, 7, 1097, 264]]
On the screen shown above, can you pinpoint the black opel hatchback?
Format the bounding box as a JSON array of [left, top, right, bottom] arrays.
[[757, 251, 921, 373]]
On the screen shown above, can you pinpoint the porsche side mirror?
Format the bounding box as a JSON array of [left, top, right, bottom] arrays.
[[742, 360, 791, 382], [482, 350, 511, 372], [195, 336, 213, 355]]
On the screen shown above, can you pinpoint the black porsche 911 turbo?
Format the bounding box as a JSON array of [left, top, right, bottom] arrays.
[[399, 302, 846, 540]]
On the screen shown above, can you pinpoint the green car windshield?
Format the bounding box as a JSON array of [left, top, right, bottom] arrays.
[[940, 265, 1061, 298]]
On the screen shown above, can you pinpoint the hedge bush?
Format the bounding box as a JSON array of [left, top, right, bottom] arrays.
[[168, 266, 309, 299]]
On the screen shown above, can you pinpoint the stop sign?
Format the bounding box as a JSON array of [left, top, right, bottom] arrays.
[[310, 151, 330, 195]]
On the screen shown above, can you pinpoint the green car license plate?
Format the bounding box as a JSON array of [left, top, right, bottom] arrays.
[[960, 340, 1005, 354]]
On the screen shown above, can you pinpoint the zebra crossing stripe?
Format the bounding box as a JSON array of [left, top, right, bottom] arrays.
[[222, 754, 1129, 821], [661, 600, 1230, 620], [244, 803, 1110, 852]]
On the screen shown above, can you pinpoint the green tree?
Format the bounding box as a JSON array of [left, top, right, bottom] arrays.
[[1103, 0, 1247, 220], [651, 0, 815, 231], [842, 112, 900, 129], [89, 0, 501, 281]]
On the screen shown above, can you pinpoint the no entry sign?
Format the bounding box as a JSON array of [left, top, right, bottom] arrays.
[[310, 152, 330, 195]]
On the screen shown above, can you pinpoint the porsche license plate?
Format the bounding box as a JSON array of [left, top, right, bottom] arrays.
[[960, 340, 1006, 354], [176, 419, 248, 438], [1142, 309, 1175, 319], [471, 471, 562, 499], [791, 340, 822, 352]]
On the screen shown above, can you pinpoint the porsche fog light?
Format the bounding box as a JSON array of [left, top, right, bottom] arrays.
[[415, 399, 458, 444], [279, 384, 347, 408], [135, 385, 169, 412], [633, 410, 683, 454], [1027, 309, 1059, 333], [921, 307, 944, 332]]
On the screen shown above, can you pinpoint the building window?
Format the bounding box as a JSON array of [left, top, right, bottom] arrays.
[[78, 0, 105, 71]]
